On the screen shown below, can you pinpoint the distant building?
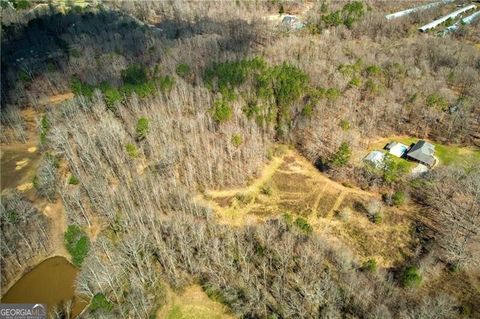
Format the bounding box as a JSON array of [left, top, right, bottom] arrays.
[[406, 140, 436, 167], [385, 141, 409, 158], [364, 151, 385, 168], [281, 15, 304, 30], [385, 0, 454, 20], [418, 4, 477, 32]]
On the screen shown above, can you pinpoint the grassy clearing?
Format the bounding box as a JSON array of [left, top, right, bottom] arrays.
[[434, 143, 480, 166], [164, 285, 233, 319], [199, 147, 416, 267]]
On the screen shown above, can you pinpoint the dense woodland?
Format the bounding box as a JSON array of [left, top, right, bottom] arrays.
[[1, 1, 479, 318]]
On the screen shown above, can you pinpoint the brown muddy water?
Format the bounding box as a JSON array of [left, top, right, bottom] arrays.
[[1, 256, 87, 317]]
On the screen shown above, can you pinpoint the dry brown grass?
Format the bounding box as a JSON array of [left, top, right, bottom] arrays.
[[157, 285, 234, 319], [198, 146, 417, 267]]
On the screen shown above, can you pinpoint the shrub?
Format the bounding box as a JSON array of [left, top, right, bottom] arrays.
[[18, 70, 31, 83], [372, 211, 383, 224], [330, 142, 351, 167], [392, 191, 405, 206], [271, 62, 309, 107], [367, 200, 383, 224], [382, 155, 409, 183], [364, 258, 377, 272], [12, 0, 31, 10], [39, 115, 50, 144], [448, 262, 461, 273], [68, 175, 79, 185], [426, 93, 448, 111], [121, 82, 155, 98], [342, 1, 364, 24], [231, 134, 243, 147], [403, 266, 422, 288], [203, 57, 266, 93], [302, 104, 314, 118], [158, 75, 175, 92], [64, 225, 90, 267], [90, 293, 113, 312], [102, 86, 122, 110], [235, 192, 253, 204], [71, 77, 94, 98], [211, 99, 233, 123], [348, 77, 361, 87], [136, 117, 150, 140], [459, 305, 472, 317], [176, 63, 191, 78], [338, 64, 355, 77], [339, 119, 350, 131], [365, 65, 382, 77], [282, 212, 293, 226], [364, 79, 380, 95], [243, 103, 261, 119], [260, 184, 273, 196], [321, 1, 364, 28], [294, 217, 313, 234], [126, 143, 139, 157], [322, 11, 342, 27], [122, 64, 148, 85], [325, 87, 341, 100]]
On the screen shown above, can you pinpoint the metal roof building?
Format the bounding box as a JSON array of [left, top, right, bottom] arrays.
[[364, 151, 385, 168], [385, 141, 409, 158], [443, 10, 480, 33], [385, 0, 454, 20], [406, 140, 436, 166], [419, 4, 477, 32]]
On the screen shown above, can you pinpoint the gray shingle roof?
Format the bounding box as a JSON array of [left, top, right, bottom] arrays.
[[406, 140, 435, 166]]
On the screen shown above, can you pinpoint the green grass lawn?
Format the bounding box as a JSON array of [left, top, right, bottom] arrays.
[[389, 154, 416, 171], [165, 286, 233, 319], [166, 304, 228, 319]]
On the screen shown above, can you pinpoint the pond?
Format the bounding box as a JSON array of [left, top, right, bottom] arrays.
[[1, 256, 87, 317]]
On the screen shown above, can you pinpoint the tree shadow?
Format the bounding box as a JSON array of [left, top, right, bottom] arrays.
[[1, 8, 265, 107], [155, 16, 266, 52]]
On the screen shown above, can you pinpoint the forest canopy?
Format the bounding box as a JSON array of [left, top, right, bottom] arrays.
[[1, 1, 479, 318]]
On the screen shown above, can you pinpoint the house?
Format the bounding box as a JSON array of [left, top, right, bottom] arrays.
[[406, 140, 436, 167], [385, 141, 409, 158], [364, 151, 385, 168]]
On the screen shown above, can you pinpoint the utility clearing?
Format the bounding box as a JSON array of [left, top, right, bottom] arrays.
[[199, 147, 417, 267]]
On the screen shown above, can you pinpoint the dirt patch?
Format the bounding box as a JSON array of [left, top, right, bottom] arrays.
[[16, 182, 34, 192], [1, 142, 41, 192], [41, 200, 69, 257], [39, 92, 74, 106], [213, 196, 235, 208]]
